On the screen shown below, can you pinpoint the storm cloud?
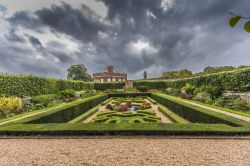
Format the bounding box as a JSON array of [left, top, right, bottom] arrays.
[[0, 0, 250, 79]]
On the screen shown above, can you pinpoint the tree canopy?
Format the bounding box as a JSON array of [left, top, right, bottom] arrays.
[[160, 69, 193, 79], [67, 64, 92, 82]]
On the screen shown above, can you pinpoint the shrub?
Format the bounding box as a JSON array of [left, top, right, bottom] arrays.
[[59, 89, 76, 99], [213, 97, 250, 112], [23, 103, 44, 112], [31, 94, 59, 107], [165, 88, 180, 96], [194, 85, 222, 98], [0, 97, 22, 117], [181, 83, 196, 95], [137, 86, 148, 92]]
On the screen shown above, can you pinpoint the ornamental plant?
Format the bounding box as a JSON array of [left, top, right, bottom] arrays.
[[0, 97, 22, 117]]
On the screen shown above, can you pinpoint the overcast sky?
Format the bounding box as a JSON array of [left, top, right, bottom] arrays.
[[0, 0, 250, 79]]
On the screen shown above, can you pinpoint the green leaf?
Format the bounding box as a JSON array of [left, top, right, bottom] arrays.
[[229, 16, 241, 28], [244, 21, 250, 33]]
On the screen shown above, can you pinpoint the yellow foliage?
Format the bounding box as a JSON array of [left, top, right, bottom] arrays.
[[0, 97, 22, 116]]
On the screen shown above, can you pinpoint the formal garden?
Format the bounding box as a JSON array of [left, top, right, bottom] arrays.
[[0, 67, 249, 136]]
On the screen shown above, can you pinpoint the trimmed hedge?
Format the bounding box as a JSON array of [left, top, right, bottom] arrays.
[[0, 73, 94, 97], [17, 95, 108, 124], [94, 82, 125, 91], [68, 107, 99, 124], [152, 93, 250, 127], [0, 123, 249, 136], [158, 104, 189, 124], [134, 68, 250, 91], [108, 93, 151, 98]]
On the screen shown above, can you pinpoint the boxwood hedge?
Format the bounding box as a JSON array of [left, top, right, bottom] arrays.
[[0, 123, 249, 136], [134, 68, 250, 91]]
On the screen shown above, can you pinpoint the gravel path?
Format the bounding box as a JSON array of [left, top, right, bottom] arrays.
[[0, 138, 249, 166], [83, 105, 107, 123], [149, 101, 172, 123]]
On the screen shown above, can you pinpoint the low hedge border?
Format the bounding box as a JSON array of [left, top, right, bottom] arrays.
[[108, 93, 151, 98], [68, 107, 99, 124], [152, 93, 250, 127], [13, 95, 108, 124], [0, 123, 249, 136], [158, 104, 189, 124]]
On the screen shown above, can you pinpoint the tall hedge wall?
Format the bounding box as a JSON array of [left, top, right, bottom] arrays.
[[94, 82, 125, 91], [134, 68, 250, 91], [0, 73, 94, 97]]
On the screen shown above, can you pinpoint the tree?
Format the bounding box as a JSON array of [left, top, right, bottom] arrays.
[[229, 12, 250, 33], [203, 66, 235, 74], [160, 69, 192, 79], [143, 70, 147, 80], [67, 64, 92, 82]]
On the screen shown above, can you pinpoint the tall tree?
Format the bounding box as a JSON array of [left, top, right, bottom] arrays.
[[67, 64, 92, 81], [143, 70, 147, 80]]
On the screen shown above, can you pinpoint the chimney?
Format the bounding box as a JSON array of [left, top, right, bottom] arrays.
[[106, 66, 113, 74]]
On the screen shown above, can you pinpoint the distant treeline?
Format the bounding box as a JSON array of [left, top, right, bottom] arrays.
[[159, 65, 250, 79]]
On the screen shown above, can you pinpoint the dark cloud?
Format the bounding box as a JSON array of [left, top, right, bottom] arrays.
[[8, 11, 42, 29], [1, 0, 250, 79], [35, 3, 108, 42], [26, 35, 43, 47]]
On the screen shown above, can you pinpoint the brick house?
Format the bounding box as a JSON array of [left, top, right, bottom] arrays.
[[93, 66, 127, 83]]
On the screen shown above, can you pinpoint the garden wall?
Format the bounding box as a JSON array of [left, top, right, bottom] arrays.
[[134, 68, 250, 92]]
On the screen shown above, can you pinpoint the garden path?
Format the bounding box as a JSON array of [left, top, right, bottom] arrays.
[[165, 95, 250, 122], [147, 100, 172, 123], [83, 103, 110, 123]]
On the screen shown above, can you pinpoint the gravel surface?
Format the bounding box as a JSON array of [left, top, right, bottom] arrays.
[[0, 138, 249, 166]]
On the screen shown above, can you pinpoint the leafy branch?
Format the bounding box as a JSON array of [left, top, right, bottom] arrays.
[[229, 12, 250, 32]]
